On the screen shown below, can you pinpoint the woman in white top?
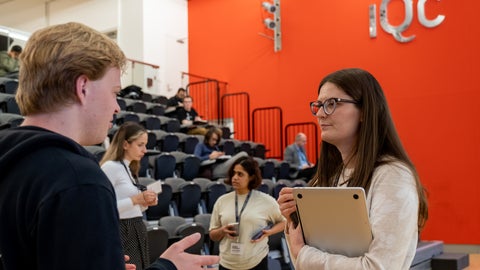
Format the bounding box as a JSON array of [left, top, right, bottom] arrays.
[[277, 68, 429, 270], [101, 122, 158, 269], [209, 156, 285, 270]]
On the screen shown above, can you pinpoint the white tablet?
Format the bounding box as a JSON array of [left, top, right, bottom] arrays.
[[293, 187, 372, 257]]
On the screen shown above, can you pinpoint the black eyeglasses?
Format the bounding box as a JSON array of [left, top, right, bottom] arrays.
[[309, 98, 358, 116]]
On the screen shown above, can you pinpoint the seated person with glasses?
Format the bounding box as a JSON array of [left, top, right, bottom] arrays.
[[176, 95, 208, 135]]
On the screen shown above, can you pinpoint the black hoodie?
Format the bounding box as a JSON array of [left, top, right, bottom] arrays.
[[0, 126, 175, 270]]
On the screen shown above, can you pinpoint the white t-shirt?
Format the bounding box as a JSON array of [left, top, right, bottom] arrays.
[[210, 189, 285, 269]]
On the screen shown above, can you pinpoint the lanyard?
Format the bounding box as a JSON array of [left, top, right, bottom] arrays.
[[120, 160, 136, 184], [235, 190, 252, 225], [120, 160, 145, 191]]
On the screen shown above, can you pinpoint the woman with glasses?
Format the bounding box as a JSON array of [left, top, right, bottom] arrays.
[[100, 122, 158, 269], [277, 68, 428, 269]]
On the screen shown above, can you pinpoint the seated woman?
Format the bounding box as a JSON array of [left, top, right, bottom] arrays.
[[194, 127, 225, 162], [194, 127, 248, 179]]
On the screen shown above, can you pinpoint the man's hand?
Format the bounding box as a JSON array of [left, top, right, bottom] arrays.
[[160, 233, 219, 269]]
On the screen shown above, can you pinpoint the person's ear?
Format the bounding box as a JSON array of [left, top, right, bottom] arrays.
[[75, 75, 89, 104], [123, 140, 130, 150]]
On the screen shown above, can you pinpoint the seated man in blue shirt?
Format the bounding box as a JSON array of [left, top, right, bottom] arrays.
[[284, 132, 316, 180]]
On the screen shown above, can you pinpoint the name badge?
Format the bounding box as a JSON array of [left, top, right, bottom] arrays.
[[230, 242, 244, 255]]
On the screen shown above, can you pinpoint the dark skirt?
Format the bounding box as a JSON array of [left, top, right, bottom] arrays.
[[119, 217, 149, 270]]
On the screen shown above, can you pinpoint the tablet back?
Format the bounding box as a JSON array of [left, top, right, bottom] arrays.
[[293, 187, 372, 257]]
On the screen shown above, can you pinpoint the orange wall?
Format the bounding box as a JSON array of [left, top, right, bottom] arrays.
[[188, 1, 480, 244]]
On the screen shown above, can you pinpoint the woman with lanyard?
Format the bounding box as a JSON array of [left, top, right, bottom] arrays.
[[100, 122, 158, 269], [209, 156, 285, 270]]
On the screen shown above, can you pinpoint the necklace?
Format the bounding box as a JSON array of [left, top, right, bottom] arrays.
[[333, 165, 352, 187]]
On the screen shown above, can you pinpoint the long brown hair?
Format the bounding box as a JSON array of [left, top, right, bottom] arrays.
[[204, 127, 222, 145], [309, 68, 428, 231], [100, 122, 146, 178]]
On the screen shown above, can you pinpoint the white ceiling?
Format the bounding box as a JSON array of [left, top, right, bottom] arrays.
[[0, 0, 91, 30], [0, 0, 88, 16]]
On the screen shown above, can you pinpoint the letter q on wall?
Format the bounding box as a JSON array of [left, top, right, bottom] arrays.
[[369, 0, 445, 43]]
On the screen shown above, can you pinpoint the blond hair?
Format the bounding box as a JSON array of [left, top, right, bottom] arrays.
[[16, 22, 126, 115]]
